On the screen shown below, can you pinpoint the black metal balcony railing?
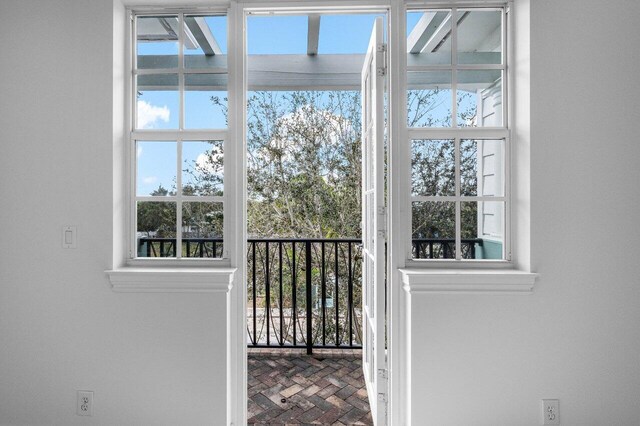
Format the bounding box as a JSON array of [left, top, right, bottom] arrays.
[[412, 238, 484, 259], [247, 239, 362, 354], [137, 237, 224, 258], [137, 237, 484, 353], [137, 237, 483, 260]]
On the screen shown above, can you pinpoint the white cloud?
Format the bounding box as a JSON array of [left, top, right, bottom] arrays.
[[137, 146, 143, 158], [255, 106, 353, 164], [137, 100, 170, 129], [196, 152, 223, 175], [142, 176, 157, 184]]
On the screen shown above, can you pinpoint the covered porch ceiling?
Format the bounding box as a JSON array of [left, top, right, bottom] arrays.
[[137, 11, 501, 91]]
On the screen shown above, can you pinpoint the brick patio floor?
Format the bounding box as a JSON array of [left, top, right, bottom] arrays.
[[248, 348, 373, 425]]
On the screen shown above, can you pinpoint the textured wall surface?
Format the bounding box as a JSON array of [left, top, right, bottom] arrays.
[[0, 1, 227, 424], [409, 0, 640, 424]]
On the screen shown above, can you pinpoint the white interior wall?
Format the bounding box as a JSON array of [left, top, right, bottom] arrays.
[[2, 0, 640, 425], [0, 1, 227, 424], [409, 0, 640, 424]]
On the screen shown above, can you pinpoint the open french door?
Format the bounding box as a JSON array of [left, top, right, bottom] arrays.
[[361, 16, 387, 426]]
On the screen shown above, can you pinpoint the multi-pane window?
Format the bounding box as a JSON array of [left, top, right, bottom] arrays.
[[407, 7, 508, 261], [132, 13, 228, 259]]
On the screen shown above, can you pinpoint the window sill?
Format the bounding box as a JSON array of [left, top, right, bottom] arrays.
[[399, 268, 538, 294], [105, 267, 236, 293]]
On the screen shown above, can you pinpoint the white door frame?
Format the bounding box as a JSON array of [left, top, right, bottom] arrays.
[[386, 2, 409, 424], [226, 2, 409, 425], [227, 2, 247, 425]]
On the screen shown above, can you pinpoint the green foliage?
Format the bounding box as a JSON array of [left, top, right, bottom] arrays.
[[409, 90, 479, 240], [136, 186, 176, 237], [182, 202, 223, 238], [183, 140, 224, 197], [246, 91, 362, 238], [138, 88, 481, 252]]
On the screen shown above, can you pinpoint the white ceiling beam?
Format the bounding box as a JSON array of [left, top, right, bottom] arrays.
[[307, 14, 321, 56], [249, 53, 363, 90], [184, 16, 222, 56], [422, 12, 453, 53], [137, 54, 500, 91], [407, 11, 448, 54]]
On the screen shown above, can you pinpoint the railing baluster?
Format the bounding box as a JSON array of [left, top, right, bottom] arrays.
[[279, 241, 283, 346], [335, 241, 339, 347], [292, 242, 297, 346], [305, 240, 313, 355], [321, 241, 326, 346], [265, 241, 270, 347], [252, 241, 257, 346], [348, 242, 353, 346]]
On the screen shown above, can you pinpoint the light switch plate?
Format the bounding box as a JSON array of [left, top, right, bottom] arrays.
[[62, 226, 77, 249]]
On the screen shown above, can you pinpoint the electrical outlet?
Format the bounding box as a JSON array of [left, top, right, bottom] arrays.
[[77, 391, 93, 416], [542, 399, 559, 425]]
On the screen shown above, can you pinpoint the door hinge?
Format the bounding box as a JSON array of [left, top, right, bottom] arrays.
[[377, 206, 387, 222], [377, 206, 388, 240], [378, 392, 389, 424], [377, 43, 387, 76], [378, 368, 388, 380]]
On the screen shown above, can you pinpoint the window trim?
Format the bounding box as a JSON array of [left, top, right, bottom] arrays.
[[106, 266, 236, 292], [127, 8, 232, 266], [400, 267, 538, 293], [404, 3, 513, 265], [109, 4, 534, 426]]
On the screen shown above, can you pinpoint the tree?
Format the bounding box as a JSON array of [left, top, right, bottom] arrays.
[[246, 91, 362, 239], [182, 140, 224, 198], [407, 88, 479, 258], [182, 140, 224, 240], [139, 87, 479, 259], [136, 185, 176, 238], [166, 87, 480, 244]]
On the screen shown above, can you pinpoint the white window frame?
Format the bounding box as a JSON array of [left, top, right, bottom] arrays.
[[404, 2, 513, 266], [127, 9, 232, 266], [112, 3, 531, 426]]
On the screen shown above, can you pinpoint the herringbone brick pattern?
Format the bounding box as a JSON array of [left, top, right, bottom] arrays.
[[248, 349, 372, 425]]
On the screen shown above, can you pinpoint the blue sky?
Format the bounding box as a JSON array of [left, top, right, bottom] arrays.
[[247, 14, 385, 54]]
